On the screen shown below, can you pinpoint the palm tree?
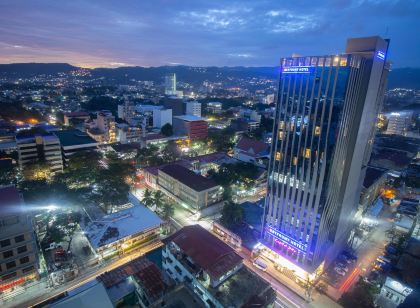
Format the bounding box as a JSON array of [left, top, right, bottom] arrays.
[[153, 190, 165, 212], [161, 202, 174, 221], [142, 189, 154, 208]]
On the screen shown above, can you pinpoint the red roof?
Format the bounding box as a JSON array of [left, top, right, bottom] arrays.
[[163, 225, 243, 281], [235, 136, 269, 156], [133, 263, 165, 303]]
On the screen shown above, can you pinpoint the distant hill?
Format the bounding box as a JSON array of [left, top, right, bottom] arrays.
[[0, 63, 419, 89], [0, 63, 76, 77], [387, 68, 420, 90]]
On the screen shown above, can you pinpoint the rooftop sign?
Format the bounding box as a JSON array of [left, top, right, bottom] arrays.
[[376, 51, 385, 60], [282, 66, 314, 74]]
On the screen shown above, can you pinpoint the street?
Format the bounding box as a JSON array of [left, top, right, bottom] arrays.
[[1, 241, 162, 308]]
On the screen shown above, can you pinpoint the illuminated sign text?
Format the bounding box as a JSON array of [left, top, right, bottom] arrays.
[[282, 66, 314, 74], [266, 227, 307, 252]]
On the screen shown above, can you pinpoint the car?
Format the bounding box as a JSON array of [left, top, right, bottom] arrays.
[[45, 242, 58, 251], [253, 258, 268, 272], [334, 267, 346, 276], [336, 261, 349, 269]]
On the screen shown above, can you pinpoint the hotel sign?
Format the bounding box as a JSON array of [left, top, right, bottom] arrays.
[[376, 51, 385, 60], [266, 227, 307, 252], [282, 66, 314, 74]]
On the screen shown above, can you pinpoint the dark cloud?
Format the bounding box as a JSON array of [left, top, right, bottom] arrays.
[[0, 0, 418, 67]]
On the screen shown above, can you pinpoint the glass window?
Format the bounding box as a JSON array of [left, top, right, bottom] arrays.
[[2, 250, 13, 259], [22, 266, 34, 273], [276, 152, 283, 161], [315, 126, 321, 135], [0, 239, 11, 247], [17, 246, 27, 254], [15, 235, 25, 243], [20, 256, 30, 264], [6, 261, 16, 270]]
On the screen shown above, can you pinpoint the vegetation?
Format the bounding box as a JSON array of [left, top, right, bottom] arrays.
[[160, 123, 173, 136], [81, 95, 120, 113], [208, 162, 260, 190], [221, 200, 244, 227], [207, 128, 235, 152], [339, 277, 377, 308]]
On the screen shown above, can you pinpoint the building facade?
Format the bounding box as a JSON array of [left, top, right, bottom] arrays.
[[0, 186, 39, 291], [173, 115, 208, 140], [185, 101, 202, 117], [207, 102, 222, 114], [158, 164, 222, 211], [16, 131, 63, 175], [262, 36, 391, 276], [386, 112, 413, 136], [117, 124, 142, 144], [95, 111, 116, 143], [164, 73, 176, 95], [152, 108, 172, 129]]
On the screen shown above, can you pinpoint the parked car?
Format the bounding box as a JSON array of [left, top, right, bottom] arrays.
[[45, 242, 58, 251]]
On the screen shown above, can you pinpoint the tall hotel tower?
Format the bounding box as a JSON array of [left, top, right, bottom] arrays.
[[261, 37, 390, 279]]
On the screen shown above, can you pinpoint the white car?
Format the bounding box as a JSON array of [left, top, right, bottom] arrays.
[[253, 258, 268, 272], [45, 242, 58, 251], [334, 267, 346, 276]]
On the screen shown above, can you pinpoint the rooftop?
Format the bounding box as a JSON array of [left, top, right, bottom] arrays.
[[208, 266, 274, 307], [235, 136, 269, 156], [64, 111, 89, 117], [98, 256, 155, 288], [51, 282, 113, 308], [54, 129, 98, 147], [159, 164, 219, 192], [174, 115, 205, 122], [82, 204, 162, 249], [163, 225, 243, 282], [132, 261, 165, 303]]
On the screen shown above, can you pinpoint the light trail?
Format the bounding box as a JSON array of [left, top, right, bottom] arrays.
[[339, 267, 360, 293]]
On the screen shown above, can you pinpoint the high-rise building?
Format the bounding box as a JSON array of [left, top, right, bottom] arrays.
[[164, 73, 176, 95], [260, 36, 390, 279], [117, 99, 136, 123], [185, 101, 201, 117]]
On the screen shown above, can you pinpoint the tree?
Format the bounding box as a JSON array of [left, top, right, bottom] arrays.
[[160, 123, 173, 136], [161, 202, 174, 221], [22, 162, 52, 181], [339, 277, 376, 308], [153, 190, 165, 211], [161, 141, 180, 163], [142, 189, 154, 208], [208, 128, 235, 152], [221, 201, 244, 227]]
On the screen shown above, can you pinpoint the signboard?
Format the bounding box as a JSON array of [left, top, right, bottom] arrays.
[[282, 66, 314, 74], [266, 227, 307, 252], [376, 51, 385, 60]]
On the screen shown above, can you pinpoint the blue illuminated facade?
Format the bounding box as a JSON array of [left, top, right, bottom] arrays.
[[263, 36, 390, 272]]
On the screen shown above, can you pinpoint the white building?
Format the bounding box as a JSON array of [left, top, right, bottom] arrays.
[[117, 124, 142, 144], [164, 73, 176, 95], [153, 109, 172, 128], [386, 112, 413, 136], [207, 102, 222, 114], [379, 277, 413, 307], [117, 100, 136, 123], [185, 101, 201, 117], [82, 204, 162, 259], [95, 111, 116, 143]]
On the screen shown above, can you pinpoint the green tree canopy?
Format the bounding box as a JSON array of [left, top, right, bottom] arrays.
[[160, 123, 173, 137]]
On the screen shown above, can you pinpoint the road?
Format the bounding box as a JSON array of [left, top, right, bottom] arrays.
[[2, 241, 162, 308]]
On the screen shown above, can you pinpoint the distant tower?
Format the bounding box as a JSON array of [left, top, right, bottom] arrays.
[[164, 73, 176, 95]]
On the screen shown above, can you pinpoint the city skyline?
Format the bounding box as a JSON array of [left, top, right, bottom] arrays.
[[0, 0, 419, 68]]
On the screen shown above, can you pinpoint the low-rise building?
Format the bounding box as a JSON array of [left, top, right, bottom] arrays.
[[206, 102, 222, 114], [359, 166, 388, 212], [54, 129, 98, 162], [94, 111, 116, 143], [16, 128, 63, 175], [117, 124, 142, 144], [63, 111, 90, 126], [162, 225, 275, 308], [158, 164, 222, 211], [173, 115, 208, 140], [82, 204, 162, 259], [0, 186, 39, 292], [233, 136, 270, 167]]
